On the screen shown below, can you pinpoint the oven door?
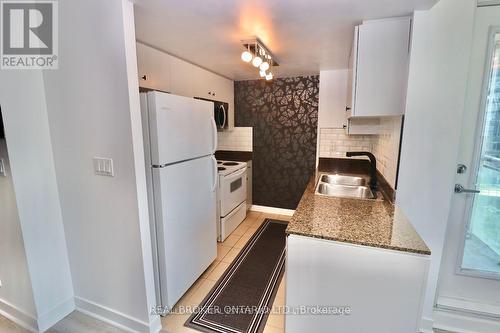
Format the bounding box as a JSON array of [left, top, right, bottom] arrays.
[[220, 167, 247, 217]]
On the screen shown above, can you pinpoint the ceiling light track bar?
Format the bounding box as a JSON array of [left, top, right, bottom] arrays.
[[241, 38, 279, 67]]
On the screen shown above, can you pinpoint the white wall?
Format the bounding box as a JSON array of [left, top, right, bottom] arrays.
[[42, 0, 159, 332], [0, 138, 37, 331], [396, 0, 475, 329], [0, 71, 75, 332]]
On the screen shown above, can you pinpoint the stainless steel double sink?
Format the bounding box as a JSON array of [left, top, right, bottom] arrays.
[[315, 174, 376, 200]]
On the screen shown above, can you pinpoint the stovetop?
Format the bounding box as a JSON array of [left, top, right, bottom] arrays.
[[217, 160, 247, 176]]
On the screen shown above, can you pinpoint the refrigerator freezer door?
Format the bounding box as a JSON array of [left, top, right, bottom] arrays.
[[152, 155, 217, 308], [147, 91, 216, 165]]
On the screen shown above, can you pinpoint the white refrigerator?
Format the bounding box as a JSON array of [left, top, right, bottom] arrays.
[[140, 91, 218, 310]]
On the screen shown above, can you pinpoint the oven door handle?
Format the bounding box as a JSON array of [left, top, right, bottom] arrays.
[[211, 155, 218, 192], [225, 167, 247, 182]]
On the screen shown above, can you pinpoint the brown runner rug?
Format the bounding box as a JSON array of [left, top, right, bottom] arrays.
[[186, 219, 287, 333]]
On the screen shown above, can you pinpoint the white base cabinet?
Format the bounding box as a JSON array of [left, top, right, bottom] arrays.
[[285, 235, 430, 333]]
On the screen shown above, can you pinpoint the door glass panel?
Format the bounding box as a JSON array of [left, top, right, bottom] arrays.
[[461, 33, 500, 275]]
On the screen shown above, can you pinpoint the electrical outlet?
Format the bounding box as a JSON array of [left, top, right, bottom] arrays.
[[93, 157, 114, 177], [0, 158, 6, 177]]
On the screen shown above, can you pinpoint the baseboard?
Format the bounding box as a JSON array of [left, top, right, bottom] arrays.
[[433, 306, 500, 333], [437, 296, 500, 318], [250, 205, 295, 216], [419, 316, 434, 333], [37, 297, 75, 332], [0, 298, 38, 332], [75, 296, 161, 333]]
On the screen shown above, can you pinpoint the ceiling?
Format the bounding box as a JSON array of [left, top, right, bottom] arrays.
[[134, 0, 439, 81]]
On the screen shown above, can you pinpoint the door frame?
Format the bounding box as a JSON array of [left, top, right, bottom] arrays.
[[454, 25, 500, 281]]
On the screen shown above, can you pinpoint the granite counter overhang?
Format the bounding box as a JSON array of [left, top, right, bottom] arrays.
[[285, 169, 431, 255]]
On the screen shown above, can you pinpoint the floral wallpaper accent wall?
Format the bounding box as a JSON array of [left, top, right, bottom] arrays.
[[235, 76, 319, 210]]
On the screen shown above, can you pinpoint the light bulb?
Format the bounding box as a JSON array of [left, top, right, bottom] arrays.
[[259, 61, 270, 71], [241, 50, 253, 63], [252, 56, 262, 67], [265, 72, 274, 81], [259, 70, 266, 77]]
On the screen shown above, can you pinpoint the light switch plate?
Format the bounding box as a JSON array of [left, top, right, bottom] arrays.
[[0, 159, 6, 177], [93, 157, 114, 177]]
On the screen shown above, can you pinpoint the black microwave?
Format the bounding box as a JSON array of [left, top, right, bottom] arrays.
[[194, 97, 229, 131]]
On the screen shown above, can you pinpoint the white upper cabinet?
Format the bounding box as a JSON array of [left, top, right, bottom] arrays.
[[136, 43, 172, 93], [136, 42, 235, 129], [318, 69, 349, 129], [348, 17, 411, 117], [170, 56, 195, 97]]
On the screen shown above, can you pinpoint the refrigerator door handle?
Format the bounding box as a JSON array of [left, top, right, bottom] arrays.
[[211, 117, 218, 154], [211, 155, 218, 192]]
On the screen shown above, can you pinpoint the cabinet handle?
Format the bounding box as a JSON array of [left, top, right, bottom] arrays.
[[342, 124, 347, 129], [345, 106, 351, 112]]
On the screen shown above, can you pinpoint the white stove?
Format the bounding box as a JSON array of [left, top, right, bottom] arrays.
[[216, 160, 248, 241]]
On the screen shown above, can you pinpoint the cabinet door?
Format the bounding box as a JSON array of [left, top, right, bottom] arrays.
[[136, 43, 172, 92], [346, 26, 359, 119], [192, 66, 213, 99], [170, 57, 195, 97], [215, 78, 234, 129], [319, 70, 349, 129], [354, 18, 411, 117]]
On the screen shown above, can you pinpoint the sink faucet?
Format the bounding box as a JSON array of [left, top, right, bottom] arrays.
[[345, 151, 378, 191]]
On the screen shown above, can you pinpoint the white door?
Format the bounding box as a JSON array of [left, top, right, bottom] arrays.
[[147, 91, 216, 165], [437, 5, 500, 323], [153, 155, 217, 308]]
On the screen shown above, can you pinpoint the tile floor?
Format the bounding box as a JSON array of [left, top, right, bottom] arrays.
[[161, 211, 291, 333], [0, 311, 125, 333]]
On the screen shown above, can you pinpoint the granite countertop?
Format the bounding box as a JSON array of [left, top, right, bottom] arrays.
[[286, 168, 431, 255]]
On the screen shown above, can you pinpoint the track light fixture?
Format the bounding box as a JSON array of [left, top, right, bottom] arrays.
[[240, 38, 278, 80]]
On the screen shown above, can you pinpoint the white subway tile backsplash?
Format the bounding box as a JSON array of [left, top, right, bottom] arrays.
[[318, 128, 375, 159], [217, 127, 253, 152]]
